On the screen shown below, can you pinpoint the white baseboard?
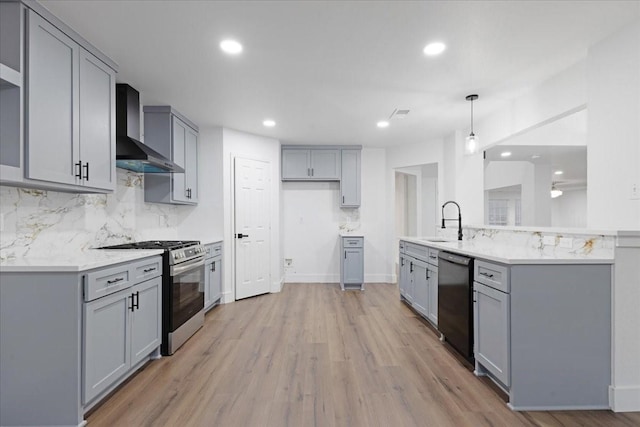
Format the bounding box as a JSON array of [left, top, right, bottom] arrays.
[[609, 385, 640, 412], [284, 273, 394, 283], [221, 290, 234, 304], [271, 276, 284, 293]]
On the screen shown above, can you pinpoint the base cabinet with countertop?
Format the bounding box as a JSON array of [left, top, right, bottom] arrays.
[[398, 240, 438, 327], [399, 236, 613, 410], [340, 236, 364, 290], [473, 259, 612, 410], [0, 253, 163, 427], [204, 241, 223, 310]]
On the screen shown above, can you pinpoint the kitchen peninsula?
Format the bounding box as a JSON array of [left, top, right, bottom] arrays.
[[399, 230, 614, 410]]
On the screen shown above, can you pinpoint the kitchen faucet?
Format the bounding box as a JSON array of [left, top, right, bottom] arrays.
[[441, 201, 463, 241]]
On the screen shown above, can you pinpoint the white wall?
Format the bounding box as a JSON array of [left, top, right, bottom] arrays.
[[585, 20, 640, 412], [587, 21, 640, 230], [421, 163, 438, 236], [282, 148, 390, 283], [221, 128, 282, 301]]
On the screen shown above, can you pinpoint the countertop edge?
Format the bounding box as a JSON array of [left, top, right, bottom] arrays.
[[0, 249, 165, 273]]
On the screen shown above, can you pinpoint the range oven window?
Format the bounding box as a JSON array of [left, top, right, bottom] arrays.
[[170, 261, 205, 331]]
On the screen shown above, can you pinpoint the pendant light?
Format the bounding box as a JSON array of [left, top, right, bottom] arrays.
[[465, 94, 479, 154], [550, 182, 563, 198]]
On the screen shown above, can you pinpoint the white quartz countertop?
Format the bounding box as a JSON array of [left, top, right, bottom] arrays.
[[0, 249, 165, 273], [400, 237, 614, 265], [340, 232, 364, 237]]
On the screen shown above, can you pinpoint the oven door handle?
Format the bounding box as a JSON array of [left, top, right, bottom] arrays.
[[170, 258, 205, 276]]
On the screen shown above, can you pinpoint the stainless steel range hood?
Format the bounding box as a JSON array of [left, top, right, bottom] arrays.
[[115, 84, 184, 173]]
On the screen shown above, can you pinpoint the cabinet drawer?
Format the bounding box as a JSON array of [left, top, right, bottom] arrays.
[[427, 248, 439, 265], [205, 242, 223, 260], [405, 242, 429, 261], [399, 241, 406, 253], [85, 264, 132, 302], [343, 237, 363, 248], [474, 260, 510, 293], [132, 257, 162, 282]]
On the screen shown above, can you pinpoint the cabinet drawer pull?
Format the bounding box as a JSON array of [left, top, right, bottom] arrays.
[[480, 272, 495, 279], [106, 277, 124, 285], [429, 255, 437, 259], [143, 267, 156, 273]]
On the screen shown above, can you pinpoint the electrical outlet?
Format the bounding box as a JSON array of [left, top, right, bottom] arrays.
[[559, 237, 573, 249], [542, 235, 556, 246], [284, 258, 293, 267], [631, 183, 640, 200]]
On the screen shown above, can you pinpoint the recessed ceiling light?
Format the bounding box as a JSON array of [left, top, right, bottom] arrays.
[[220, 39, 243, 54], [531, 155, 541, 159], [263, 119, 276, 127], [501, 151, 512, 157], [423, 42, 446, 56], [554, 170, 564, 175], [377, 121, 389, 128]]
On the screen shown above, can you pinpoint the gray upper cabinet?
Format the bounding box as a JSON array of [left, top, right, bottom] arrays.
[[78, 50, 116, 191], [282, 145, 361, 207], [412, 259, 429, 317], [281, 148, 340, 180], [144, 107, 199, 205], [340, 149, 361, 207], [26, 11, 80, 187], [14, 8, 116, 193]]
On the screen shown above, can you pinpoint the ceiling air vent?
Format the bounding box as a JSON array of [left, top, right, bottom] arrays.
[[389, 109, 410, 119]]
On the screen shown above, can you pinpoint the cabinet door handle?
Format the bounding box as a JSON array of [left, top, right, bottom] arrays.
[[311, 168, 314, 176], [133, 291, 140, 310], [410, 262, 413, 273], [426, 269, 430, 280], [307, 168, 311, 176], [342, 196, 345, 204], [107, 277, 124, 285], [83, 162, 89, 181], [129, 294, 135, 312], [75, 161, 82, 179]]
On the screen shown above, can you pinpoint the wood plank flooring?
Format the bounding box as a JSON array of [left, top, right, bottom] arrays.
[[87, 284, 640, 427]]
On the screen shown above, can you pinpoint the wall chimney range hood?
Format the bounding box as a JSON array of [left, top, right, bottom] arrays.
[[115, 84, 184, 173]]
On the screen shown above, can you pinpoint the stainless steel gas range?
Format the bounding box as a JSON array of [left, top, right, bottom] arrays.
[[100, 240, 206, 355]]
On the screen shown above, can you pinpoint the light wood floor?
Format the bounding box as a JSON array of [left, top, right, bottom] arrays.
[[87, 284, 640, 426]]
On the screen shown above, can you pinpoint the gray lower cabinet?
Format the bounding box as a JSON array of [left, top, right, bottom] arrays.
[[340, 236, 364, 290], [340, 149, 361, 207], [24, 9, 116, 192], [204, 242, 223, 311], [144, 107, 199, 205], [474, 281, 510, 387], [0, 256, 162, 427], [411, 259, 429, 316], [84, 272, 161, 405], [399, 241, 438, 327], [473, 259, 612, 410]]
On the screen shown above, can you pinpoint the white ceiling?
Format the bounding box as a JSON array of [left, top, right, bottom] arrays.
[[42, 1, 640, 147]]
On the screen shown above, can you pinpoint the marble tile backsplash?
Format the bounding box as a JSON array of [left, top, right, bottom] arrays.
[[0, 170, 190, 260], [438, 225, 615, 259]]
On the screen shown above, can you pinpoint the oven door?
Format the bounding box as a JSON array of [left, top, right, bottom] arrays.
[[169, 257, 205, 332]]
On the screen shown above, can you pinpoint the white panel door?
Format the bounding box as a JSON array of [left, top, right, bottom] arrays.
[[234, 157, 271, 300]]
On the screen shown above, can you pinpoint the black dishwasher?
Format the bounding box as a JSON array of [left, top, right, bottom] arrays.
[[438, 252, 474, 363]]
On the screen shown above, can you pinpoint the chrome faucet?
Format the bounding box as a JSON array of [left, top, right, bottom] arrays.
[[441, 201, 463, 241]]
